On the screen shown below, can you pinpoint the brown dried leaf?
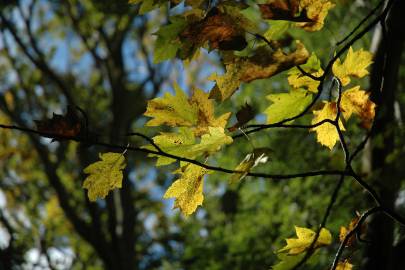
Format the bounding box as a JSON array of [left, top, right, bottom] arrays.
[[35, 106, 82, 139], [259, 0, 300, 21]]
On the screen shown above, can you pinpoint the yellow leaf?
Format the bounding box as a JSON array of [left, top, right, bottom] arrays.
[[144, 127, 233, 166], [341, 86, 376, 129], [336, 260, 354, 270], [311, 102, 345, 150], [144, 84, 231, 136], [83, 152, 126, 201], [190, 89, 231, 136], [209, 41, 309, 101], [230, 148, 271, 183], [288, 53, 323, 93], [278, 226, 332, 255], [297, 0, 335, 31], [144, 83, 198, 127], [332, 47, 373, 86], [164, 163, 210, 215]]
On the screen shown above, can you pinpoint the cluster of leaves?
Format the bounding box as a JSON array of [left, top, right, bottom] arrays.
[[33, 0, 377, 268]]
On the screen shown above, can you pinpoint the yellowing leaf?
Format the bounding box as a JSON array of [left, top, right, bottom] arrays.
[[288, 53, 323, 93], [83, 152, 126, 201], [209, 41, 309, 101], [192, 127, 233, 154], [341, 86, 376, 129], [336, 260, 354, 270], [145, 128, 196, 166], [145, 83, 198, 127], [190, 89, 231, 136], [332, 47, 373, 86], [311, 102, 345, 150], [145, 127, 232, 166], [164, 163, 210, 215], [297, 0, 335, 31], [145, 85, 231, 136], [265, 89, 312, 124], [278, 226, 332, 255]]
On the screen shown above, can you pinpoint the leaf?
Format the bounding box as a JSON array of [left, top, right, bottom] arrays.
[[260, 0, 334, 31], [145, 127, 233, 166], [271, 253, 305, 270], [144, 83, 198, 127], [297, 0, 335, 31], [340, 86, 376, 129], [209, 41, 309, 101], [278, 226, 332, 255], [287, 53, 323, 93], [35, 106, 82, 139], [83, 152, 126, 201], [259, 0, 300, 21], [190, 89, 232, 136], [264, 89, 312, 124], [179, 7, 248, 57], [310, 102, 345, 150], [228, 103, 255, 131], [336, 260, 354, 270], [163, 163, 210, 215], [230, 148, 271, 183], [145, 128, 196, 166], [144, 85, 231, 136], [153, 17, 187, 63], [332, 47, 373, 86], [339, 214, 367, 247]]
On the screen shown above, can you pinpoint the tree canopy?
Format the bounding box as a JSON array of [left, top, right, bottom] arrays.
[[0, 0, 405, 269]]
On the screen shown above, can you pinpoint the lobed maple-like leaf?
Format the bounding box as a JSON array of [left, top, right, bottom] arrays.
[[278, 226, 332, 255], [144, 127, 233, 166], [35, 106, 82, 139], [163, 163, 210, 215], [297, 0, 335, 31], [144, 83, 198, 127], [83, 152, 126, 201], [340, 86, 376, 129], [265, 89, 313, 124], [209, 41, 309, 101], [311, 102, 345, 150], [332, 47, 373, 86], [144, 84, 231, 136], [228, 103, 255, 132], [287, 53, 323, 93]]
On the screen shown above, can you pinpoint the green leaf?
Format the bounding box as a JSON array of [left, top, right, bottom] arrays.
[[153, 17, 187, 63], [272, 253, 305, 270], [83, 152, 126, 201], [264, 20, 291, 40], [264, 89, 312, 124]]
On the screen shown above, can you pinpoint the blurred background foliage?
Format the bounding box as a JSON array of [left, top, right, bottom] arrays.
[[0, 0, 404, 269]]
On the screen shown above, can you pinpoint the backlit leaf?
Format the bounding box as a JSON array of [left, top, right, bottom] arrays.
[[332, 47, 373, 86], [340, 86, 376, 129], [297, 0, 335, 31], [144, 83, 198, 127], [288, 53, 323, 93], [83, 152, 126, 201], [163, 163, 210, 215], [209, 41, 309, 101], [144, 85, 231, 136], [278, 226, 332, 255], [230, 148, 271, 183], [265, 89, 312, 124], [311, 102, 345, 150]]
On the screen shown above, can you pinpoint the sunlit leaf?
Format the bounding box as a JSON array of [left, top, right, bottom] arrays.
[[230, 148, 271, 183], [209, 41, 309, 101], [332, 47, 373, 86], [311, 102, 345, 150], [278, 226, 332, 255], [83, 152, 126, 201], [164, 163, 210, 215], [265, 89, 312, 124], [341, 86, 376, 129], [336, 260, 354, 270], [288, 53, 323, 93]]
